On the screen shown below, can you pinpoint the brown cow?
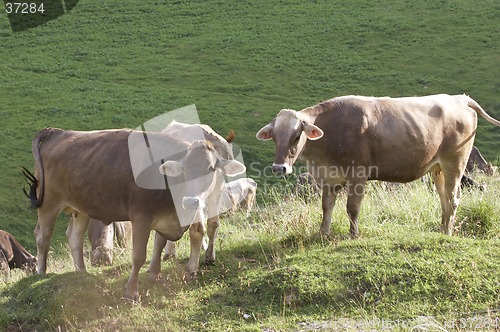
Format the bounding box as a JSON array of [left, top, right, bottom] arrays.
[[0, 230, 37, 271], [257, 94, 500, 237], [86, 219, 132, 266], [23, 128, 242, 300]]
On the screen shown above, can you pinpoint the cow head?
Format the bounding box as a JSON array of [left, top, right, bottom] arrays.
[[256, 109, 323, 175], [159, 140, 246, 225]]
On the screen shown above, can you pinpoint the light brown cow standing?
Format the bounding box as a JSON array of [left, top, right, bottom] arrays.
[[257, 94, 500, 237], [220, 177, 257, 217], [86, 219, 132, 266], [151, 121, 238, 268], [23, 128, 243, 300]]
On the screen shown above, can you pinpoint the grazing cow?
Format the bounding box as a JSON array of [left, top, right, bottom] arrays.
[[466, 146, 495, 176], [152, 121, 237, 265], [220, 178, 257, 217], [86, 219, 132, 266], [23, 127, 243, 300], [0, 230, 37, 271], [257, 94, 500, 237]]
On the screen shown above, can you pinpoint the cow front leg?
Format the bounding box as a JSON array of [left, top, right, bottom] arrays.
[[320, 184, 341, 235], [125, 223, 150, 301], [346, 181, 366, 239], [205, 216, 219, 264], [66, 213, 89, 272], [186, 222, 204, 278], [148, 232, 168, 281]]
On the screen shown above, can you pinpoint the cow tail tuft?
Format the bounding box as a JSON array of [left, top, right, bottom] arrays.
[[21, 166, 41, 210]]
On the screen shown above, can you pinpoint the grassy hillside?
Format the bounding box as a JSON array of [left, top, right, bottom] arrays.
[[1, 176, 499, 331], [0, 0, 499, 330]]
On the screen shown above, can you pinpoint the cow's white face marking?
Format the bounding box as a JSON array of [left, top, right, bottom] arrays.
[[256, 109, 324, 174]]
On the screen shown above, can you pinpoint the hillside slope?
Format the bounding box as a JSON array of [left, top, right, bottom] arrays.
[[0, 0, 499, 246]]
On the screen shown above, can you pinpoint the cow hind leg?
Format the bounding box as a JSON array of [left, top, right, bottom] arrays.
[[441, 169, 463, 236], [346, 180, 366, 239], [34, 208, 59, 274], [148, 232, 168, 281], [432, 163, 464, 236], [66, 213, 89, 272], [163, 240, 177, 261]]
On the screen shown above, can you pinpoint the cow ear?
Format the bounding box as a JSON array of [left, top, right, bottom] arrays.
[[303, 124, 323, 140], [159, 160, 184, 177], [217, 159, 246, 176], [256, 123, 274, 141]]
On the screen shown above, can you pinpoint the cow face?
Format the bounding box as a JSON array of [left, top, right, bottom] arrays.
[[159, 140, 246, 225], [256, 109, 323, 175]]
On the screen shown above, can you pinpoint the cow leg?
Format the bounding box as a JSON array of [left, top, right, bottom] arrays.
[[186, 222, 204, 277], [441, 170, 463, 236], [34, 208, 59, 274], [148, 232, 168, 281], [163, 241, 177, 260], [66, 213, 89, 272], [320, 184, 342, 235], [125, 223, 150, 301], [431, 170, 448, 232], [205, 187, 223, 264], [346, 181, 366, 239], [205, 216, 219, 264]]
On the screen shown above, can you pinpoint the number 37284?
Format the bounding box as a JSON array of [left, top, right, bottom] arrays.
[[5, 3, 46, 14]]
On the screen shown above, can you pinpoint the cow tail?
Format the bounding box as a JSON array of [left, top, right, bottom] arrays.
[[465, 95, 500, 127], [22, 129, 50, 209]]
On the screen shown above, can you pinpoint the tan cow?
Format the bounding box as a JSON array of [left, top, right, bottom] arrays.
[[151, 140, 245, 277], [153, 121, 238, 264], [220, 178, 257, 217], [23, 128, 242, 300], [0, 230, 37, 272], [257, 94, 500, 237], [86, 219, 132, 266]]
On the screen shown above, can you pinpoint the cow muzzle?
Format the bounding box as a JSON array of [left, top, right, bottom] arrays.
[[272, 163, 292, 175], [182, 196, 205, 210]]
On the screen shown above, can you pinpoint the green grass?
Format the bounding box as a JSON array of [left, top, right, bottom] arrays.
[[1, 0, 500, 330], [1, 177, 499, 331]]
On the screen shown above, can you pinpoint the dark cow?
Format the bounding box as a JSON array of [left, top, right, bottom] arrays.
[[257, 94, 500, 237], [23, 127, 242, 300], [466, 146, 496, 176], [0, 230, 37, 271]]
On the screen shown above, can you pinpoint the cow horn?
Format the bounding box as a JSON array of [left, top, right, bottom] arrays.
[[226, 129, 235, 143]]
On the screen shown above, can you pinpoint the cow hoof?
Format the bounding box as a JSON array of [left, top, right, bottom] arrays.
[[205, 258, 215, 266], [162, 253, 177, 261], [124, 291, 140, 303], [184, 271, 198, 282]]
